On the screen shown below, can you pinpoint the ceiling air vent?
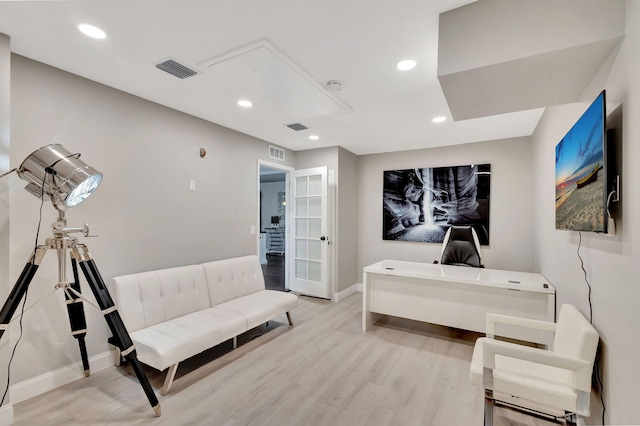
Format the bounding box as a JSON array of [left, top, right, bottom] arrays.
[[285, 122, 308, 131], [269, 145, 285, 161], [155, 58, 199, 79]]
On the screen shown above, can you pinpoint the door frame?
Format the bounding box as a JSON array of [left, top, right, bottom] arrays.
[[257, 159, 294, 290], [328, 169, 336, 301]]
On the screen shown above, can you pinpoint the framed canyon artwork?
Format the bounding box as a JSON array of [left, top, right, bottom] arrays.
[[382, 164, 491, 244]]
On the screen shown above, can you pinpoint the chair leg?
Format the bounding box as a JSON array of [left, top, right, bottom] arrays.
[[484, 389, 494, 426], [286, 312, 293, 326], [161, 363, 179, 396]]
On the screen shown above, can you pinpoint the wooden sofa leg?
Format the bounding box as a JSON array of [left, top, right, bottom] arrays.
[[286, 312, 293, 326], [161, 363, 179, 396]]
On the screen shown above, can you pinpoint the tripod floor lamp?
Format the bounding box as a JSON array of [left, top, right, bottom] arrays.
[[0, 144, 160, 416]]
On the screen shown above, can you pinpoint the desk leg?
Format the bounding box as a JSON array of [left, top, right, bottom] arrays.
[[546, 292, 557, 348], [362, 272, 383, 331], [364, 312, 383, 332], [548, 293, 557, 322], [362, 272, 369, 331]]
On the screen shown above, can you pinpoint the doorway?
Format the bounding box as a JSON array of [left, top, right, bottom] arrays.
[[258, 161, 292, 291]]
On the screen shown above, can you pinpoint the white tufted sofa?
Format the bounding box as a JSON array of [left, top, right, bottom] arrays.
[[107, 255, 298, 395]]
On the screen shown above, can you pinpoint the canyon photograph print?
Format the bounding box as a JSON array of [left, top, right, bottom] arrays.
[[382, 164, 490, 244]]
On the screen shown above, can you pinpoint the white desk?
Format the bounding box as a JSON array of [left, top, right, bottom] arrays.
[[363, 260, 556, 343]]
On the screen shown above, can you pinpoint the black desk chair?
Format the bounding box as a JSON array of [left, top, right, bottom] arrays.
[[436, 225, 484, 268]]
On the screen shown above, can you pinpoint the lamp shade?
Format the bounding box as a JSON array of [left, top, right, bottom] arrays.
[[17, 144, 102, 210]]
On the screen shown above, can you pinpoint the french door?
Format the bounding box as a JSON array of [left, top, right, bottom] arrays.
[[289, 167, 330, 299]]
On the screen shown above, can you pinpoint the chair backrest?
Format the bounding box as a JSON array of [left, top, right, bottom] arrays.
[[440, 225, 483, 267], [553, 304, 599, 362]]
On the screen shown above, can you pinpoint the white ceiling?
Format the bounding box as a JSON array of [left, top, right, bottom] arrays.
[[0, 0, 617, 155]]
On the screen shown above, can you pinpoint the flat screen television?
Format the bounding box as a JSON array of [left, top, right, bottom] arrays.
[[555, 90, 608, 233]]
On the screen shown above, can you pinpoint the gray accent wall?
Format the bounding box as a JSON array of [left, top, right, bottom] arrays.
[[0, 33, 11, 416], [337, 147, 358, 295], [8, 55, 296, 384], [357, 137, 534, 283], [295, 146, 360, 295]]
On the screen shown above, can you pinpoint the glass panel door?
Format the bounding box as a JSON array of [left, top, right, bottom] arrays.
[[289, 167, 329, 299]]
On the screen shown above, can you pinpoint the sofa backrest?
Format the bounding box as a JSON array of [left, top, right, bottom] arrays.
[[202, 255, 266, 306], [107, 264, 210, 332]]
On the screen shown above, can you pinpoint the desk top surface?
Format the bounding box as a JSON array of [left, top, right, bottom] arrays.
[[364, 260, 555, 294]]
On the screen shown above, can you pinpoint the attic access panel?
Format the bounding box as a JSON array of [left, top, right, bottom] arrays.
[[201, 39, 350, 118]]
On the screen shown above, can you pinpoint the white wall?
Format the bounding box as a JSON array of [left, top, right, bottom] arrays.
[[357, 137, 533, 282], [7, 55, 296, 386], [260, 180, 285, 231], [531, 2, 640, 423]]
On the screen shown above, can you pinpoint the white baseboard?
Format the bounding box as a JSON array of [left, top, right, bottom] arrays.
[[333, 283, 362, 302], [10, 350, 114, 405], [0, 404, 13, 426]]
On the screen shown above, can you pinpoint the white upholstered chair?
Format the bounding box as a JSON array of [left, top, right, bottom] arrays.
[[470, 304, 599, 425]]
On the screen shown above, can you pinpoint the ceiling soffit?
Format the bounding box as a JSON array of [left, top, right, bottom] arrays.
[[437, 0, 625, 121]]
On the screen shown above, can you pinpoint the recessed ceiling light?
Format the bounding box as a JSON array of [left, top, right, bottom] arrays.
[[78, 24, 106, 39], [237, 100, 253, 107], [309, 135, 320, 141], [432, 116, 447, 123], [396, 59, 416, 71]]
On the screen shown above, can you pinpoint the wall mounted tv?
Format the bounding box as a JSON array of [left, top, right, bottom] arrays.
[[555, 90, 609, 233]]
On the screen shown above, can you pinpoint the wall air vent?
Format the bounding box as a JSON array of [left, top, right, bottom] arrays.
[[285, 122, 308, 131], [155, 58, 199, 79], [269, 145, 285, 161]]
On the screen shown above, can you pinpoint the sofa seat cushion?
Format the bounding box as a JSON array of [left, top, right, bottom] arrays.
[[214, 290, 299, 329], [130, 307, 246, 371], [470, 338, 577, 412]]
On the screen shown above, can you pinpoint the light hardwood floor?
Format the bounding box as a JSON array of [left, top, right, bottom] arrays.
[[13, 293, 561, 425]]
